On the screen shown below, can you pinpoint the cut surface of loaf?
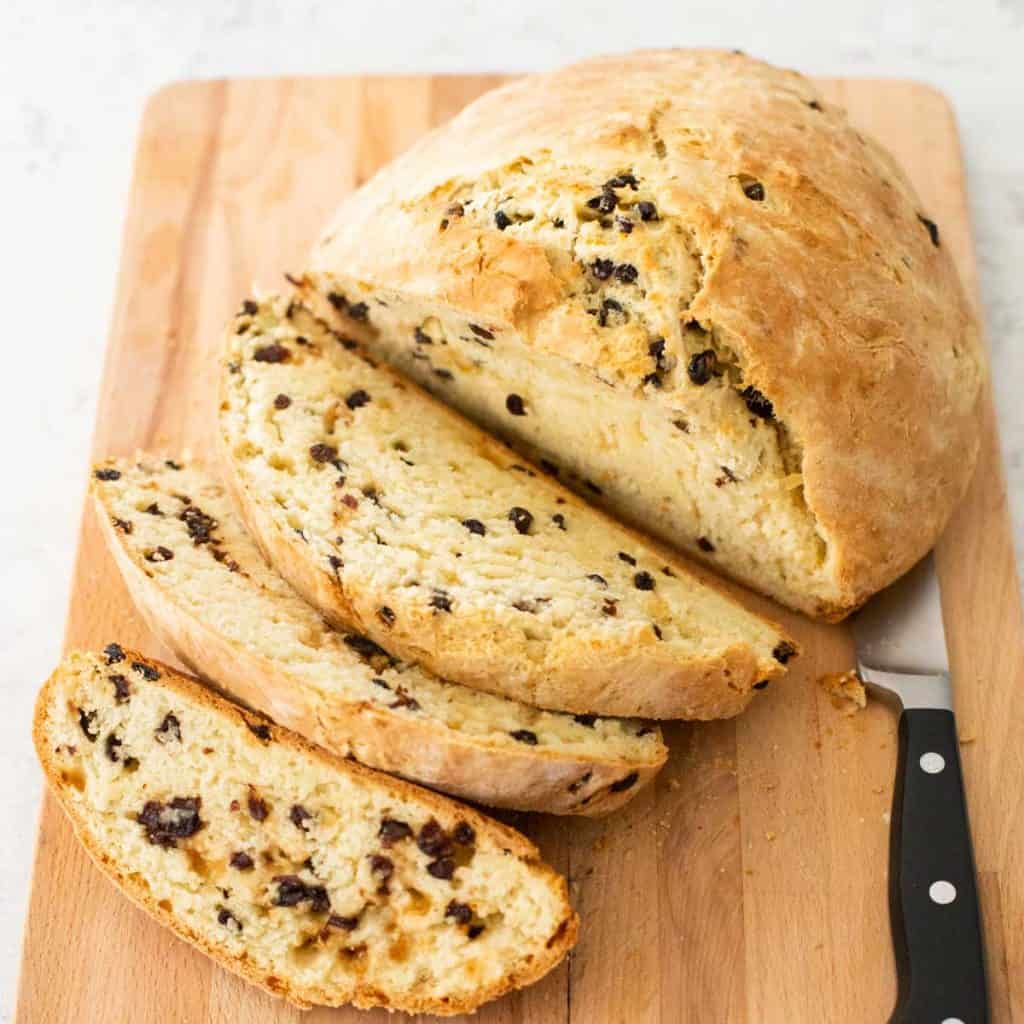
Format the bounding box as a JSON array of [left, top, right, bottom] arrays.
[[91, 455, 666, 815], [34, 650, 576, 1015], [307, 49, 984, 619], [219, 296, 794, 720]]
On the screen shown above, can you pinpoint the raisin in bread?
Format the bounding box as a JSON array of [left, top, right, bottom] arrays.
[[34, 649, 576, 1015], [92, 455, 666, 815], [219, 296, 795, 720], [305, 49, 984, 620]]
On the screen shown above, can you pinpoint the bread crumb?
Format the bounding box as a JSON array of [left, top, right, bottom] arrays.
[[668, 778, 681, 791], [765, 830, 776, 841], [819, 670, 867, 714], [959, 732, 976, 746]]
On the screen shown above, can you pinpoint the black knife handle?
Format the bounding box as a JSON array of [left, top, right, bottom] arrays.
[[889, 708, 988, 1023]]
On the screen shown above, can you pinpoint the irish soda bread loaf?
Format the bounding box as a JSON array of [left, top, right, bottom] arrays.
[[91, 455, 666, 815], [220, 296, 794, 719], [306, 49, 984, 619], [34, 649, 576, 1015]]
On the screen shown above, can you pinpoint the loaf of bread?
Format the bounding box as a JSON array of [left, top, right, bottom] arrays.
[[306, 49, 984, 620], [220, 295, 795, 720], [91, 455, 666, 815], [34, 649, 577, 1015]]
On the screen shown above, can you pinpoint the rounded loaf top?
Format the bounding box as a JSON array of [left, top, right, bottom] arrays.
[[311, 49, 984, 618]]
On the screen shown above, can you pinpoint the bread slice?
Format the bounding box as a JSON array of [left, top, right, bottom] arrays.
[[219, 295, 795, 719], [91, 454, 666, 815], [34, 649, 577, 1015], [306, 50, 984, 620]]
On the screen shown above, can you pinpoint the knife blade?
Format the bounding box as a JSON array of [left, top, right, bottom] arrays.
[[853, 551, 989, 1023], [855, 551, 949, 678]]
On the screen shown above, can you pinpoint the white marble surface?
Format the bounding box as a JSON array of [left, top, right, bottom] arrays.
[[2, 0, 1022, 1016]]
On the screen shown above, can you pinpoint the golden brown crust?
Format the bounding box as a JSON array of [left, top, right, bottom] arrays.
[[34, 650, 578, 1016], [311, 50, 984, 618], [91, 484, 666, 815]]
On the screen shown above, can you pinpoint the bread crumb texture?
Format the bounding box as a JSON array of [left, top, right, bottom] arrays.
[[819, 670, 867, 714], [308, 49, 983, 620], [34, 650, 576, 1015], [219, 295, 793, 719], [91, 455, 666, 815]]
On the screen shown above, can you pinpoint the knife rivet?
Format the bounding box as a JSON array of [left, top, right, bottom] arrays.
[[929, 880, 957, 905], [920, 752, 946, 774], [940, 1018, 966, 1024]]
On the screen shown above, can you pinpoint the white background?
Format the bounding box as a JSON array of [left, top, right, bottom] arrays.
[[2, 1, 1022, 1017]]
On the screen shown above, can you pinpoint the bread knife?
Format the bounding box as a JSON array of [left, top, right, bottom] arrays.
[[854, 551, 989, 1023]]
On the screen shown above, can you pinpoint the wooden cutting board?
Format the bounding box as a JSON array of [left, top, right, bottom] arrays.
[[16, 74, 1024, 1023]]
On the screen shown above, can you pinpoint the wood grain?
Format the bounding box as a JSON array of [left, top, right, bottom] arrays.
[[15, 75, 1023, 1023]]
